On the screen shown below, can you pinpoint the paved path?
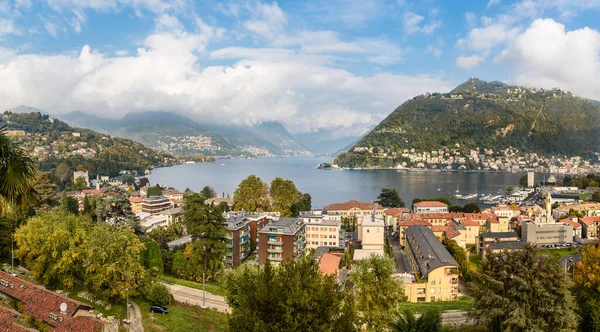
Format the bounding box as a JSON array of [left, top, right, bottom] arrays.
[[390, 237, 408, 273], [163, 283, 230, 313], [126, 300, 144, 332]]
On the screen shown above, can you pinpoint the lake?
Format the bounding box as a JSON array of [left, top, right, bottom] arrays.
[[147, 157, 533, 208]]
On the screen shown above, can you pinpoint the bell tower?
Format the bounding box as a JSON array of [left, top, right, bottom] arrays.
[[545, 192, 552, 223]]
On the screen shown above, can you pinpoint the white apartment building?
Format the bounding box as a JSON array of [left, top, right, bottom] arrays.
[[304, 218, 343, 249]]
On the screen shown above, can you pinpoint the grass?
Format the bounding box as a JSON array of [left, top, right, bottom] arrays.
[[138, 299, 228, 332], [469, 254, 482, 270], [397, 296, 474, 314], [539, 247, 579, 258], [161, 275, 227, 297]]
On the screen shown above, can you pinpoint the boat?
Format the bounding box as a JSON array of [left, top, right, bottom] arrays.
[[437, 181, 441, 191], [459, 193, 478, 200], [185, 161, 196, 164], [454, 186, 462, 198]]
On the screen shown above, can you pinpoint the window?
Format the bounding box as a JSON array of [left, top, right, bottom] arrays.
[[417, 297, 426, 302], [430, 288, 435, 294], [430, 296, 435, 302]]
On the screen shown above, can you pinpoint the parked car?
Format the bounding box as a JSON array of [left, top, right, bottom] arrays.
[[150, 305, 169, 314]]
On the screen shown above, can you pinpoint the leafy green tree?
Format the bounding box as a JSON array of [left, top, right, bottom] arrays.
[[83, 223, 145, 300], [14, 212, 91, 289], [349, 255, 406, 331], [123, 175, 136, 186], [593, 192, 600, 203], [54, 162, 70, 185], [201, 185, 216, 199], [233, 175, 270, 212], [391, 309, 443, 332], [33, 172, 58, 211], [376, 188, 405, 208], [73, 176, 87, 190], [0, 130, 37, 214], [183, 193, 228, 278], [95, 189, 136, 227], [143, 282, 170, 306], [83, 195, 92, 215], [462, 203, 481, 213], [469, 245, 579, 332], [149, 222, 185, 249], [139, 177, 150, 187], [573, 245, 600, 332], [141, 238, 164, 273], [59, 191, 78, 215], [218, 201, 230, 212], [446, 240, 472, 281], [449, 205, 463, 213], [224, 257, 357, 332], [147, 184, 163, 197], [270, 177, 301, 217]]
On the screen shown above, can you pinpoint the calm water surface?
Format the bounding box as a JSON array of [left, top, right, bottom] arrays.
[[148, 157, 530, 208]]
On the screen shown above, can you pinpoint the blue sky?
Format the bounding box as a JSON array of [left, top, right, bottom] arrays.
[[1, 0, 599, 137]]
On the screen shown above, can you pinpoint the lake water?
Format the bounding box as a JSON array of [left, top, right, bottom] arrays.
[[147, 157, 532, 208]]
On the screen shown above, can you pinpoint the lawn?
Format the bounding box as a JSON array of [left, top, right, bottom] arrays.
[[397, 296, 474, 313], [469, 254, 482, 270], [539, 247, 579, 258], [161, 275, 227, 297], [138, 299, 228, 332]]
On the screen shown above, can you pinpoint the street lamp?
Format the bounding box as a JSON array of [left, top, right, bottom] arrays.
[[203, 245, 207, 308], [125, 288, 129, 322]]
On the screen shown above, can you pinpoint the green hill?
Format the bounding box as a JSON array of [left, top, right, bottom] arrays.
[[335, 79, 600, 168], [1, 111, 176, 177]]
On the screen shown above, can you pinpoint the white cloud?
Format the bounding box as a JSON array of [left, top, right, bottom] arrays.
[[43, 20, 58, 37], [0, 19, 20, 38], [425, 44, 443, 57], [458, 23, 519, 51], [487, 0, 501, 9], [498, 18, 600, 99], [456, 55, 484, 69], [465, 12, 477, 26], [403, 11, 441, 35], [115, 49, 129, 56], [243, 2, 287, 40]]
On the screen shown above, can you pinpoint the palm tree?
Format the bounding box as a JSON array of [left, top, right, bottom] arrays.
[[392, 309, 443, 332], [0, 130, 37, 215]]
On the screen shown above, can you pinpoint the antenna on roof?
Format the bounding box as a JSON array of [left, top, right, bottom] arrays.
[[59, 302, 67, 314]]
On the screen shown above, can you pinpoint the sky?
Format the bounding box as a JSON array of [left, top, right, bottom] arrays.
[[0, 0, 599, 138]]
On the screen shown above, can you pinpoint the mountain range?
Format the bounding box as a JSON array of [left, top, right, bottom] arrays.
[[335, 78, 600, 168]]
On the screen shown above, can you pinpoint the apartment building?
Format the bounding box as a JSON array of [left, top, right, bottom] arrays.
[[224, 215, 251, 267], [522, 222, 574, 244], [129, 197, 144, 213], [158, 207, 183, 225], [323, 200, 384, 217], [402, 226, 460, 302], [258, 218, 306, 265], [580, 216, 600, 239], [304, 217, 343, 249], [141, 196, 173, 214], [413, 201, 449, 214]]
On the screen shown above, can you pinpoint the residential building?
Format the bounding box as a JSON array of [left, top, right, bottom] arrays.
[[385, 207, 409, 232], [205, 197, 234, 209], [224, 215, 251, 267], [318, 253, 341, 281], [562, 218, 582, 239], [162, 188, 183, 201], [413, 201, 449, 214], [527, 172, 535, 187], [139, 185, 149, 198], [580, 216, 600, 239], [398, 219, 432, 246], [158, 207, 183, 225], [304, 217, 343, 250], [247, 214, 272, 250], [138, 214, 169, 233], [141, 196, 173, 215], [553, 203, 600, 220], [356, 214, 385, 253], [0, 270, 106, 331], [402, 226, 460, 302], [167, 235, 193, 250], [258, 218, 306, 265], [483, 241, 527, 257], [129, 197, 144, 213], [522, 222, 574, 244], [481, 232, 519, 252], [323, 200, 384, 217]]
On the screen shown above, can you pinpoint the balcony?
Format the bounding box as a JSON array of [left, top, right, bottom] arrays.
[[268, 248, 283, 253], [268, 256, 283, 262], [267, 240, 283, 245]]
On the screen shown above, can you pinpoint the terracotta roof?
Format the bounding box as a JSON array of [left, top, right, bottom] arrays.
[[129, 197, 144, 203], [163, 189, 182, 195], [82, 188, 106, 195], [399, 219, 432, 227], [319, 253, 341, 277], [385, 208, 409, 217], [581, 216, 600, 226], [562, 219, 581, 229], [421, 213, 466, 219], [445, 227, 461, 239], [324, 200, 382, 211], [0, 306, 36, 331], [431, 226, 451, 233], [413, 201, 448, 208], [460, 219, 480, 227], [0, 271, 104, 331]]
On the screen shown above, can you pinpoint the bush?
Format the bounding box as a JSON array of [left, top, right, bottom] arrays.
[[144, 282, 170, 306]]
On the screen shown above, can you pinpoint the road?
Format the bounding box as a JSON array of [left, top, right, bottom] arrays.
[[163, 283, 230, 313], [389, 236, 408, 273], [126, 300, 144, 332]]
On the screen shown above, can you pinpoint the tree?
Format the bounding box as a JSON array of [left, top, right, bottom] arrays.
[[0, 130, 37, 214], [349, 255, 406, 331], [519, 175, 528, 187], [123, 175, 135, 186], [469, 245, 579, 331], [224, 257, 357, 332], [233, 175, 270, 212], [218, 201, 230, 212], [143, 282, 170, 306], [593, 192, 600, 203], [54, 162, 70, 184], [14, 213, 91, 289], [462, 203, 481, 213], [95, 189, 136, 227], [141, 238, 164, 273], [573, 245, 600, 332], [391, 309, 443, 332], [449, 205, 463, 213], [376, 188, 405, 208], [59, 192, 78, 215], [83, 223, 145, 300], [446, 240, 472, 281], [73, 176, 87, 190], [33, 172, 58, 211], [183, 193, 228, 278], [270, 177, 301, 217], [147, 184, 162, 197], [83, 195, 92, 215], [139, 177, 150, 187], [201, 185, 216, 199]]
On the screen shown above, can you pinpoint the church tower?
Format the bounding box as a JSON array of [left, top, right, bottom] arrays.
[[545, 192, 553, 223]]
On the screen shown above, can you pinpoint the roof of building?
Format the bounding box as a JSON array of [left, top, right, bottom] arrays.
[[581, 216, 600, 226], [167, 235, 193, 248], [224, 214, 249, 231], [555, 203, 600, 212], [324, 200, 382, 211], [319, 253, 341, 277], [413, 201, 448, 208], [404, 226, 459, 278], [143, 196, 171, 203], [444, 227, 461, 239], [0, 271, 104, 331], [399, 219, 432, 227], [487, 241, 526, 250], [0, 306, 36, 331], [459, 219, 480, 227], [258, 218, 305, 235], [158, 207, 183, 216], [205, 197, 234, 206], [313, 246, 331, 260], [162, 189, 182, 195], [129, 197, 144, 203], [562, 219, 582, 229], [352, 249, 384, 261], [385, 208, 409, 217], [482, 231, 519, 239]]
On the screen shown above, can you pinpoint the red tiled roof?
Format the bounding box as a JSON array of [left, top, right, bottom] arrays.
[[460, 219, 480, 227], [163, 189, 182, 195], [129, 197, 144, 203], [0, 306, 36, 331], [581, 216, 600, 226], [0, 271, 104, 331], [385, 208, 409, 217], [445, 227, 461, 239], [413, 201, 448, 208], [324, 200, 382, 211], [399, 219, 432, 227], [319, 253, 341, 277], [82, 189, 105, 196], [421, 213, 466, 219], [563, 219, 581, 229], [431, 226, 451, 233]]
